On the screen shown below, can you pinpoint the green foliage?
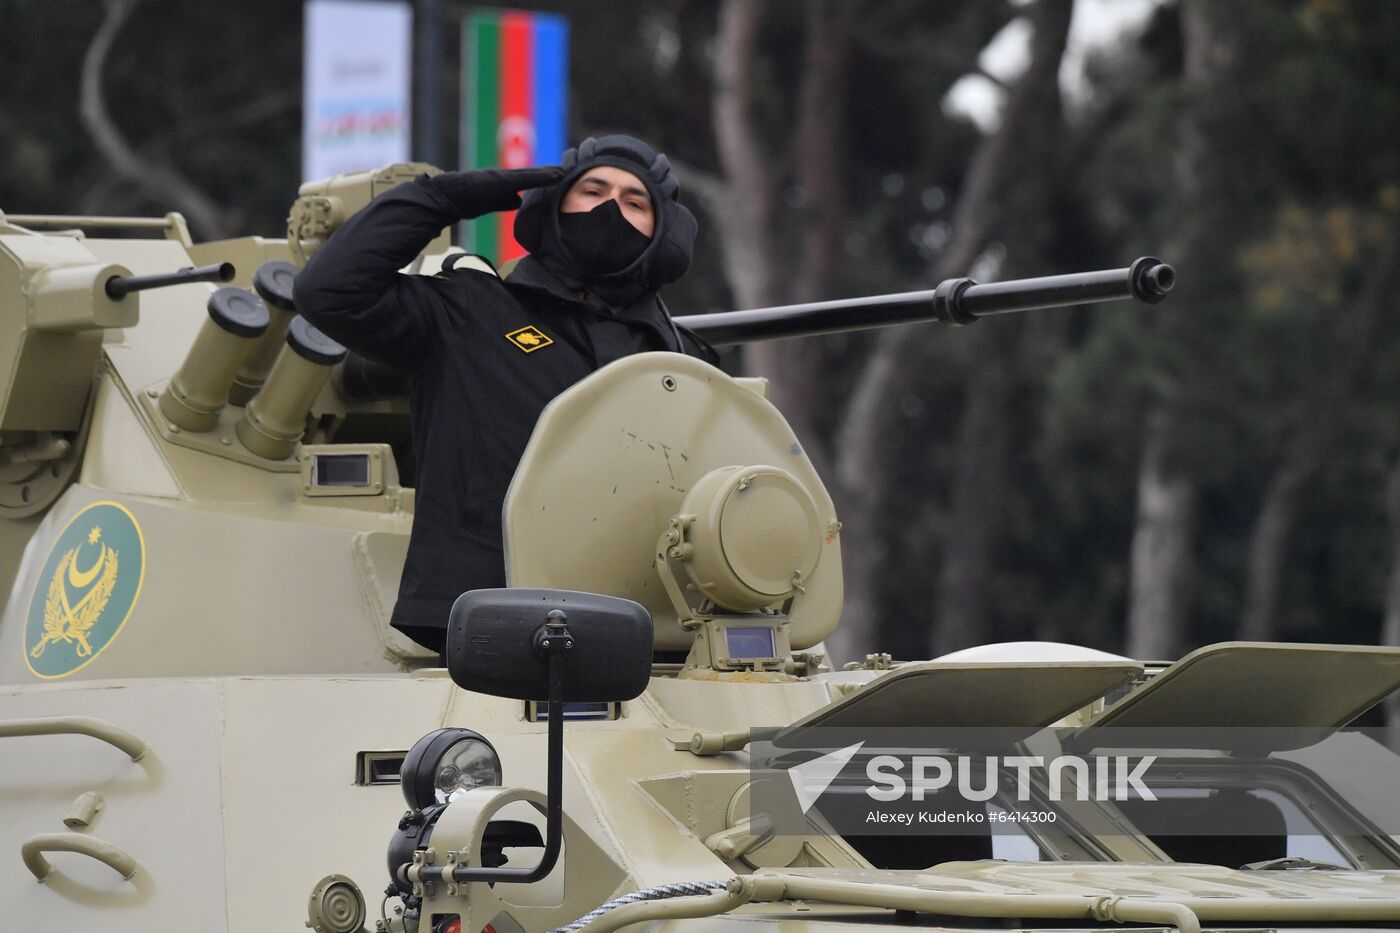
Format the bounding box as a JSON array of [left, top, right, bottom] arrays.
[[1049, 0, 1400, 649]]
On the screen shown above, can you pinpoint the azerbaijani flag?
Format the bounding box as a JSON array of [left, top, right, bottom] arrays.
[[462, 10, 569, 265]]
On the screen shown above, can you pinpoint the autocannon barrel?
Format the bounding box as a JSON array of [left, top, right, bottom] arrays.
[[676, 256, 1174, 347], [104, 262, 235, 299]]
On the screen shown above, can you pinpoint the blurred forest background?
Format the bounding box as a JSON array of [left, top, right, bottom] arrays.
[[3, 0, 1400, 666]]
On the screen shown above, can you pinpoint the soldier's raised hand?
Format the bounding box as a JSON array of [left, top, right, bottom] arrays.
[[432, 166, 566, 220]]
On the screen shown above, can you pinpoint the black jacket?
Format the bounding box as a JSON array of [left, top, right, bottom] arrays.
[[293, 175, 716, 652]]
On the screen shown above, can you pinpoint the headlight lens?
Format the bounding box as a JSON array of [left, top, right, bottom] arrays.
[[402, 728, 502, 809], [434, 738, 501, 802]]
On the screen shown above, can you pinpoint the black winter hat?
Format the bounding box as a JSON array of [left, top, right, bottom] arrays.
[[514, 135, 696, 302]]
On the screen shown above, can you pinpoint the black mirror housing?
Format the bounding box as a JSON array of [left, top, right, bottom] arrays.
[[447, 588, 654, 701]]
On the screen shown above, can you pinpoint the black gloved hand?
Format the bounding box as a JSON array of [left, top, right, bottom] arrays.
[[430, 166, 566, 220]]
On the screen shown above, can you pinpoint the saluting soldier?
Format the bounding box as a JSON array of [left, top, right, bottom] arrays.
[[294, 135, 716, 654]]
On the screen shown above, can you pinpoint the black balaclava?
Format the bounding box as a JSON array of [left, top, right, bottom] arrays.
[[556, 200, 651, 275], [514, 135, 697, 309]]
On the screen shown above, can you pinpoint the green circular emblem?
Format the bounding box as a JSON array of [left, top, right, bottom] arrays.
[[24, 500, 146, 679]]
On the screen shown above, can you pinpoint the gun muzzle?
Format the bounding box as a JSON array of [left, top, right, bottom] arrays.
[[104, 262, 234, 299]]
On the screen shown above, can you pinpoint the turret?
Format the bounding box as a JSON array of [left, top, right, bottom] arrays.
[[0, 217, 233, 516]]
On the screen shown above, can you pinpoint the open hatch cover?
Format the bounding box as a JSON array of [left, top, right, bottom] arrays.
[[790, 656, 1142, 737], [1073, 641, 1400, 750]]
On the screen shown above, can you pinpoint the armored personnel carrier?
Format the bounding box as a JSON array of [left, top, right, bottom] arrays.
[[4, 166, 1400, 933]]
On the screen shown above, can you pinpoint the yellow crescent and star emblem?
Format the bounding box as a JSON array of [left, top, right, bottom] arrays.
[[505, 324, 554, 353], [24, 500, 145, 679]]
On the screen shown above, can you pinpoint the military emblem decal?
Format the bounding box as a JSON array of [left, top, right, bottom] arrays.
[[505, 324, 554, 353], [24, 501, 145, 679]]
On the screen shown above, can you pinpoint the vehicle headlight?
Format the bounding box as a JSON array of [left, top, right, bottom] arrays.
[[401, 728, 502, 809]]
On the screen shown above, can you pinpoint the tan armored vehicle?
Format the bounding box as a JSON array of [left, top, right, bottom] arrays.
[[4, 167, 1400, 933]]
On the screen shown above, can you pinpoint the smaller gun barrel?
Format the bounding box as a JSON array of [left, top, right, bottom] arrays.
[[678, 256, 1174, 347], [104, 262, 235, 299]]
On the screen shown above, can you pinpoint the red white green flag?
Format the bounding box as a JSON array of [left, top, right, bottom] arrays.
[[462, 9, 569, 265]]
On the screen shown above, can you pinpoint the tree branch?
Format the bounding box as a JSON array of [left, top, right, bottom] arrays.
[[77, 89, 298, 217], [711, 0, 779, 311], [80, 0, 238, 238]]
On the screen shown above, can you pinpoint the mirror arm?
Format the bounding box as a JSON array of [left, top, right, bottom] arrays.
[[435, 613, 572, 885]]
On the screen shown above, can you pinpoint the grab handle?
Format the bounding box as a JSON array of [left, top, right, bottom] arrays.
[[0, 716, 147, 761], [22, 833, 139, 882]]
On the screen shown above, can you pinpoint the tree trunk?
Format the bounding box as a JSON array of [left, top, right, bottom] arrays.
[[791, 0, 851, 307], [742, 0, 854, 480], [1239, 453, 1317, 641], [711, 0, 778, 313], [1236, 225, 1397, 643], [753, 0, 853, 431], [1122, 0, 1231, 657], [836, 0, 1074, 659], [931, 317, 1023, 654], [825, 344, 907, 664], [712, 0, 858, 660], [1126, 409, 1198, 660], [712, 0, 842, 464]]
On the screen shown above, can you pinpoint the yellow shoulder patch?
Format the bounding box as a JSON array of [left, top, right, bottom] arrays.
[[505, 325, 554, 353]]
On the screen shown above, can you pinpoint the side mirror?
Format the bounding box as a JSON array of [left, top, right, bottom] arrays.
[[446, 588, 653, 702], [409, 589, 652, 888]]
